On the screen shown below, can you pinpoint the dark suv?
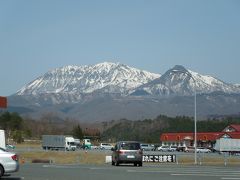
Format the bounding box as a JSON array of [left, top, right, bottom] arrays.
[[111, 141, 143, 166]]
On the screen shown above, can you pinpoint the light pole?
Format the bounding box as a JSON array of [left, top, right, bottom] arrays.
[[177, 71, 197, 164], [188, 73, 197, 164], [194, 85, 197, 164]]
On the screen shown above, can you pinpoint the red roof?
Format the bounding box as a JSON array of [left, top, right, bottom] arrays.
[[221, 132, 240, 139], [161, 132, 240, 142], [223, 124, 240, 132]]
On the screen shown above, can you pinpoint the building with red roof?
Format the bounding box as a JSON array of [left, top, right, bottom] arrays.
[[160, 124, 240, 148], [222, 124, 240, 132]]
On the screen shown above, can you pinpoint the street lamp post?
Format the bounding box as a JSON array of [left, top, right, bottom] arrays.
[[194, 88, 197, 164], [188, 73, 197, 164], [178, 71, 197, 164]]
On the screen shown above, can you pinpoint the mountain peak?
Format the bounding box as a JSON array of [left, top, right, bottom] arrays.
[[172, 65, 188, 72], [17, 62, 160, 96], [132, 65, 240, 96]]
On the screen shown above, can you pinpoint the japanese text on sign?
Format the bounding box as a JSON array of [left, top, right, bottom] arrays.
[[142, 155, 176, 163]]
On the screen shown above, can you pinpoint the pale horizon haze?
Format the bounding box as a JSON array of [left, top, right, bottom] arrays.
[[0, 0, 240, 96]]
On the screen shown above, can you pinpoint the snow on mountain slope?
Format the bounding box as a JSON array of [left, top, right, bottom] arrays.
[[189, 70, 240, 93], [17, 62, 160, 95], [132, 65, 240, 96]]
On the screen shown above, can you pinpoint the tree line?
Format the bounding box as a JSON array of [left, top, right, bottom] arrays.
[[100, 115, 240, 143], [1, 111, 240, 144], [0, 111, 86, 143]]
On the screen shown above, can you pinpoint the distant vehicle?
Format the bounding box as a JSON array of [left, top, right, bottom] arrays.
[[100, 143, 114, 150], [74, 139, 81, 149], [111, 141, 143, 166], [157, 145, 170, 151], [6, 144, 15, 150], [42, 135, 77, 151], [214, 138, 240, 153], [0, 130, 6, 149], [184, 146, 195, 152], [82, 139, 92, 150], [0, 147, 19, 178], [196, 147, 211, 153], [176, 146, 186, 152], [99, 143, 113, 150], [169, 145, 178, 151], [140, 144, 155, 151]]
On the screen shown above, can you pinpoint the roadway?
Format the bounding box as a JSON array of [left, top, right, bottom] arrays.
[[3, 163, 240, 180]]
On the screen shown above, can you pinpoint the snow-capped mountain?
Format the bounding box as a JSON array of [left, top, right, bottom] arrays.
[[17, 62, 160, 96], [131, 65, 240, 96], [9, 63, 240, 122]]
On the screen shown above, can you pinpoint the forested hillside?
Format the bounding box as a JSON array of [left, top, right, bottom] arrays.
[[100, 115, 240, 143], [1, 111, 240, 144]]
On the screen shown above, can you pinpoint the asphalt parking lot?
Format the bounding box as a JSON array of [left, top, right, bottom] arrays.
[[4, 163, 240, 180]]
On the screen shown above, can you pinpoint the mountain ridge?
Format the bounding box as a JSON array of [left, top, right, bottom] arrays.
[[16, 63, 240, 98], [17, 62, 160, 96], [8, 62, 240, 122]]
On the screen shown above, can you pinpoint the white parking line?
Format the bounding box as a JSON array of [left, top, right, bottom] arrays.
[[172, 174, 240, 177]]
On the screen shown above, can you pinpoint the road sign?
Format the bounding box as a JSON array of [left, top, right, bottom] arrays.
[[143, 155, 176, 163]]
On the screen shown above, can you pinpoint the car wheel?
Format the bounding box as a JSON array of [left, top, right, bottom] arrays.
[[0, 165, 4, 177], [112, 161, 115, 166], [139, 162, 143, 167], [116, 161, 119, 166], [134, 163, 137, 166]]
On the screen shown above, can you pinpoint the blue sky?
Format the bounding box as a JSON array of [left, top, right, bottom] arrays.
[[0, 0, 240, 96]]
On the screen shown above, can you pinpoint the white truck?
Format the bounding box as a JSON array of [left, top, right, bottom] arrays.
[[42, 135, 77, 151], [74, 138, 81, 149], [0, 130, 6, 149], [214, 138, 240, 153]]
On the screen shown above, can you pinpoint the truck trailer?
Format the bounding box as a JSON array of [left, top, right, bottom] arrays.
[[214, 138, 240, 153], [42, 135, 77, 151]]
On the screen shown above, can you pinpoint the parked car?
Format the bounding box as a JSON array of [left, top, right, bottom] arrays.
[[140, 144, 155, 151], [176, 146, 186, 152], [100, 143, 114, 150], [197, 147, 211, 153], [111, 141, 143, 166], [6, 144, 15, 150], [157, 145, 170, 151], [168, 145, 178, 151], [0, 147, 19, 178], [184, 146, 195, 152]]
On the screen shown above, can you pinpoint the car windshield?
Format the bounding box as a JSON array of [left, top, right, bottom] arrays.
[[120, 143, 140, 150]]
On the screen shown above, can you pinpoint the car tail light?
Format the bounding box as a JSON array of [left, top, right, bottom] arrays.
[[117, 150, 125, 155], [11, 154, 18, 161]]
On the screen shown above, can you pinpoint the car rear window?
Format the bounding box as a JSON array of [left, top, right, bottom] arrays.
[[120, 143, 140, 150]]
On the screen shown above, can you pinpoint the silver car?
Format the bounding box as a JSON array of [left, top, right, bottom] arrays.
[[140, 144, 155, 151], [100, 143, 114, 150], [197, 147, 211, 153], [157, 145, 170, 151], [0, 148, 19, 178], [111, 141, 143, 166]]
